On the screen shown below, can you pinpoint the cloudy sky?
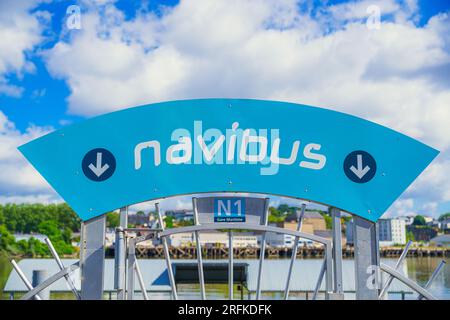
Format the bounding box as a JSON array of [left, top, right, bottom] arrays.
[[0, 0, 449, 217]]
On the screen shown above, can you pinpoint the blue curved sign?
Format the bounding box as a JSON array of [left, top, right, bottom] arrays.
[[18, 99, 438, 221]]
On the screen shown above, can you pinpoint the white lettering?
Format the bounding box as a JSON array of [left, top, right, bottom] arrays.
[[270, 138, 300, 165], [197, 135, 225, 162], [240, 129, 268, 162], [300, 143, 326, 170], [135, 140, 161, 169], [134, 122, 327, 174], [166, 137, 192, 164]]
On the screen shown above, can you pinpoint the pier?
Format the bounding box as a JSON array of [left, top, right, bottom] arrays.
[[105, 245, 449, 259]]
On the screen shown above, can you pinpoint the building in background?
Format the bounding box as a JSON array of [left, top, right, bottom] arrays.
[[282, 211, 327, 234], [346, 218, 406, 246], [168, 231, 258, 248], [128, 212, 150, 226], [267, 211, 344, 247], [440, 218, 450, 234], [423, 216, 434, 224], [13, 233, 46, 243], [378, 218, 407, 246], [165, 209, 194, 221], [265, 231, 314, 248], [398, 216, 415, 226], [407, 225, 438, 242]]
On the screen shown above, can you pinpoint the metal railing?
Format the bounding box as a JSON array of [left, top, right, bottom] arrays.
[[120, 201, 335, 301], [378, 240, 445, 300], [11, 201, 443, 301], [11, 237, 81, 301]]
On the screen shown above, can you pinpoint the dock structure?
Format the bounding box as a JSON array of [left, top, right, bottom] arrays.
[[4, 258, 417, 300], [105, 245, 449, 259]]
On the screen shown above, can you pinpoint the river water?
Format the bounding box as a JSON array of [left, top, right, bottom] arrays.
[[0, 255, 448, 300]]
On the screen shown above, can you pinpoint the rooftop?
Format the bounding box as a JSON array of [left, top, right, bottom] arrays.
[[285, 211, 323, 222]]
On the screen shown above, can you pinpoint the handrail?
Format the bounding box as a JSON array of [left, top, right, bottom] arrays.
[[379, 263, 436, 300], [126, 218, 333, 300], [20, 262, 80, 300]]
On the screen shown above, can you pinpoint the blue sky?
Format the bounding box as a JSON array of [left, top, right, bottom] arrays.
[[0, 0, 449, 217]]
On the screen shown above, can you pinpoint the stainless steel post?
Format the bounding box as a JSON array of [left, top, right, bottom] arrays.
[[256, 198, 270, 300], [192, 197, 206, 300], [80, 214, 106, 300], [32, 270, 50, 300], [228, 231, 233, 300], [115, 206, 128, 300], [126, 238, 136, 300], [353, 216, 380, 300], [331, 207, 343, 296]]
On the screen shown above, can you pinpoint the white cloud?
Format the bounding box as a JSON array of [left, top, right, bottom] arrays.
[[0, 194, 61, 206], [0, 0, 50, 97], [327, 0, 400, 21], [0, 111, 56, 201], [44, 1, 450, 145], [384, 198, 415, 217], [1, 0, 447, 219], [40, 0, 450, 217]]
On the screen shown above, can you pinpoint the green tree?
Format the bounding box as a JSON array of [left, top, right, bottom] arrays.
[[406, 231, 415, 242], [323, 214, 332, 230], [37, 220, 74, 255], [0, 225, 16, 252], [164, 216, 174, 229], [438, 213, 450, 221], [413, 215, 426, 226], [106, 212, 120, 228]]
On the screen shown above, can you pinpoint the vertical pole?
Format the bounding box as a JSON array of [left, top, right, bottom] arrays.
[[331, 208, 343, 296], [127, 238, 136, 300], [192, 198, 206, 300], [325, 242, 333, 298], [228, 231, 233, 300], [120, 206, 128, 228], [353, 216, 380, 300], [256, 198, 270, 300], [114, 207, 127, 300], [80, 214, 106, 300], [32, 270, 50, 300]]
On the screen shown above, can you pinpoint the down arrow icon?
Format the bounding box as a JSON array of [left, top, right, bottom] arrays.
[[344, 151, 377, 183], [82, 148, 116, 182]]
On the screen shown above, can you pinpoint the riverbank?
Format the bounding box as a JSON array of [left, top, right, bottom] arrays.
[[104, 245, 449, 259], [2, 256, 448, 300]]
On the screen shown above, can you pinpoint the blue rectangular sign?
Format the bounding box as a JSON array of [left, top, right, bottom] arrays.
[[214, 198, 246, 222]]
